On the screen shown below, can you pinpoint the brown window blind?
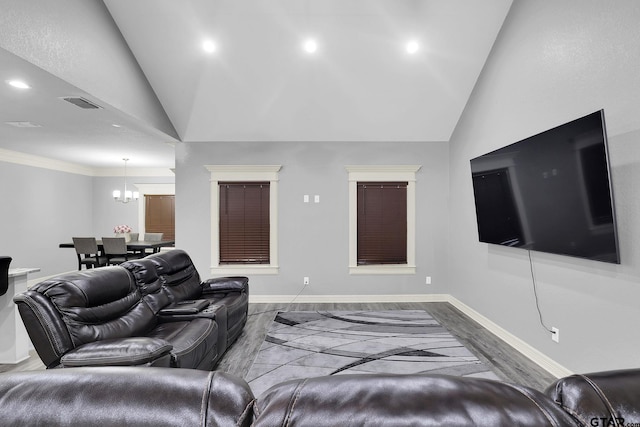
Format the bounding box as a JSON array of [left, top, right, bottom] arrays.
[[219, 182, 270, 264], [357, 182, 407, 265]]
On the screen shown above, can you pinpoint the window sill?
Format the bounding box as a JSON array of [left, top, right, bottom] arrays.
[[210, 265, 279, 276], [349, 265, 416, 275]]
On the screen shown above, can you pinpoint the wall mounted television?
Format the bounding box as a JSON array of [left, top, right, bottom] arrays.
[[470, 110, 620, 264]]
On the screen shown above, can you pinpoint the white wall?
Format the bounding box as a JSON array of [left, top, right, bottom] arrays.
[[176, 141, 449, 298], [448, 0, 640, 372]]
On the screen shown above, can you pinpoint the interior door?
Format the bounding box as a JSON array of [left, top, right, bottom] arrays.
[[145, 195, 175, 241]]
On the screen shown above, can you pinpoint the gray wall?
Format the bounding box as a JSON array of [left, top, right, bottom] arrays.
[[92, 176, 175, 238], [0, 162, 92, 277], [448, 0, 640, 373], [176, 141, 449, 297], [0, 161, 174, 278]]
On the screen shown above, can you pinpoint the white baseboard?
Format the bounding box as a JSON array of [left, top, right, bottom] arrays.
[[444, 295, 573, 379], [248, 293, 449, 304], [248, 292, 572, 379]]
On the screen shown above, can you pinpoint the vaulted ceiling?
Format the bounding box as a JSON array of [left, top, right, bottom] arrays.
[[0, 0, 512, 170]]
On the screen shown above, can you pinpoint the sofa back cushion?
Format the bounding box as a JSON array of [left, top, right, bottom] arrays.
[[253, 374, 578, 427], [0, 367, 254, 427], [546, 369, 640, 427], [144, 249, 202, 302], [28, 267, 155, 348]]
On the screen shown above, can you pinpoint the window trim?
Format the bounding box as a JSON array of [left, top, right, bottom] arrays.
[[205, 165, 281, 275], [346, 165, 421, 275]]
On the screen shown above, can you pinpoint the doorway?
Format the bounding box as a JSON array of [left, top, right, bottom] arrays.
[[145, 195, 175, 241]]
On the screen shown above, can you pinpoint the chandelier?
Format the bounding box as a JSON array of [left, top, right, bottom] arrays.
[[113, 158, 139, 203]]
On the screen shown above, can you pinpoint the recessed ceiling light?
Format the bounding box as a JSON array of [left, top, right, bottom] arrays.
[[6, 79, 30, 89], [406, 40, 420, 55], [202, 39, 217, 53], [303, 39, 318, 54]]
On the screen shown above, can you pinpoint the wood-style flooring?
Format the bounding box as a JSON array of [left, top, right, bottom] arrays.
[[0, 302, 557, 391]]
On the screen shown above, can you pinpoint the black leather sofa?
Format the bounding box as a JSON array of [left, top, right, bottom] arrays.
[[0, 366, 638, 426], [123, 249, 249, 349], [13, 250, 248, 370]]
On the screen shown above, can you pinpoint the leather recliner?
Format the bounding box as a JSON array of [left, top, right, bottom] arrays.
[[123, 249, 249, 349], [2, 367, 640, 426], [14, 250, 248, 370], [13, 266, 218, 369]]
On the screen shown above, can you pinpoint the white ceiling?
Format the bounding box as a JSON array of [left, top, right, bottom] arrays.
[[0, 0, 512, 170], [0, 48, 176, 170]]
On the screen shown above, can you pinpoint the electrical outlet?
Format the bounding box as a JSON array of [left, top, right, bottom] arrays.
[[303, 277, 310, 285], [425, 276, 432, 285], [551, 327, 560, 343]]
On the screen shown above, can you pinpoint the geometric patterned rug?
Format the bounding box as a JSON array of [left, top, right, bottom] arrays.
[[245, 310, 499, 396]]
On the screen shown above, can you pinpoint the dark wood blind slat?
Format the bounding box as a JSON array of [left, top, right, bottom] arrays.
[[357, 181, 407, 265], [219, 182, 270, 264]]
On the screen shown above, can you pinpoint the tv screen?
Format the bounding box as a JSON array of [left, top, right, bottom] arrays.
[[470, 110, 620, 264]]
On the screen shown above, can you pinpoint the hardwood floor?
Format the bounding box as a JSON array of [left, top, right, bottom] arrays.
[[0, 302, 557, 391]]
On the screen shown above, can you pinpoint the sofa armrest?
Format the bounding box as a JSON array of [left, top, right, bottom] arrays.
[[158, 303, 226, 322], [202, 276, 249, 295], [60, 337, 172, 367], [545, 369, 640, 427]]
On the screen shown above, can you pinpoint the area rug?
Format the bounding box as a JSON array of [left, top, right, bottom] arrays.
[[245, 310, 499, 396]]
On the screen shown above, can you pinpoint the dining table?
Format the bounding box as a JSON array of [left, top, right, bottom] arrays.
[[59, 239, 175, 253]]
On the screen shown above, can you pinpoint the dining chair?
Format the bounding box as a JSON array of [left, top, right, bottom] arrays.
[[143, 233, 164, 253], [72, 237, 106, 270], [0, 256, 12, 296], [102, 237, 143, 265], [127, 232, 141, 256]]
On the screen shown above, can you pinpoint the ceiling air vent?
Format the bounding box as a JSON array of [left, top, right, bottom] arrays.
[[61, 97, 102, 110], [5, 121, 42, 128]]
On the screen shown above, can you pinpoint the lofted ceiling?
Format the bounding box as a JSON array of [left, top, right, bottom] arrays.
[[0, 0, 512, 170]]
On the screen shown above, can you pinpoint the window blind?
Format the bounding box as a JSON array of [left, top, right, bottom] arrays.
[[357, 182, 407, 265], [219, 182, 270, 264]]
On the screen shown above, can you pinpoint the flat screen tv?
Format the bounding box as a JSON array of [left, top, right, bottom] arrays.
[[470, 110, 620, 264]]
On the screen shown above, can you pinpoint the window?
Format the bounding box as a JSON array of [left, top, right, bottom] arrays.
[[347, 165, 420, 274], [219, 182, 270, 264], [357, 182, 408, 265], [206, 165, 281, 275]]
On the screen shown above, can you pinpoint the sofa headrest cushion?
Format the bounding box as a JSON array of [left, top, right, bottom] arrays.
[[29, 267, 155, 346], [144, 249, 202, 301], [32, 267, 134, 309]]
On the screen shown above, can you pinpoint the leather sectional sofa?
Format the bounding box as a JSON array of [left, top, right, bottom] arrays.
[[0, 366, 638, 426], [13, 249, 248, 370]]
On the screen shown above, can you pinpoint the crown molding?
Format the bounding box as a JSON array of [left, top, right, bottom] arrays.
[[93, 167, 175, 177], [205, 165, 282, 181], [0, 148, 94, 176], [0, 148, 174, 177]]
